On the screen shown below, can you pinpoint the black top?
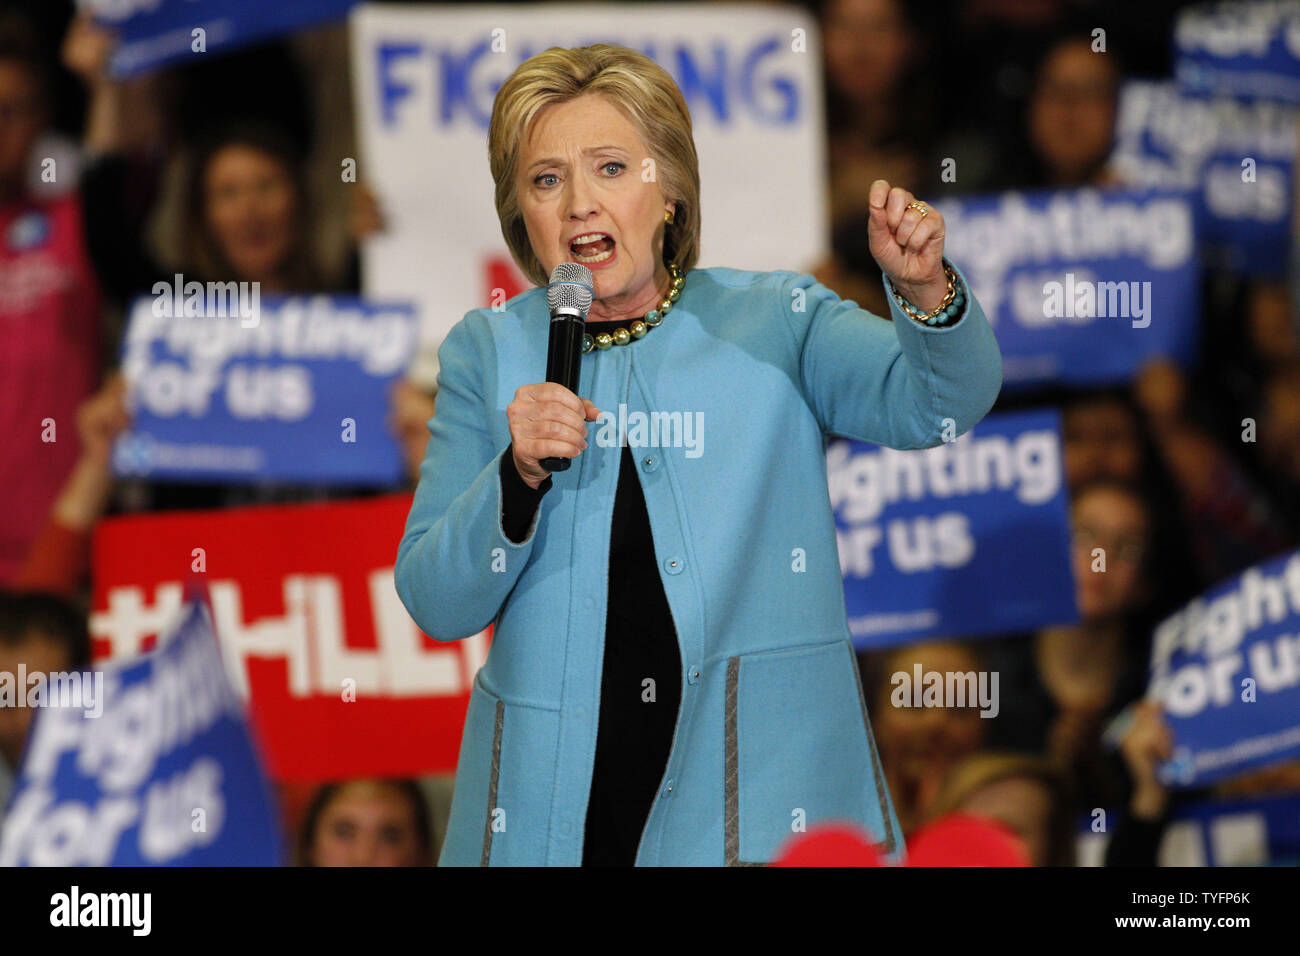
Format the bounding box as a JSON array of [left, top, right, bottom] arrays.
[[498, 352, 681, 866]]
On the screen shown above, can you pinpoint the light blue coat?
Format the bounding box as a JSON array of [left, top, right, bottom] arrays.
[[395, 263, 1003, 866]]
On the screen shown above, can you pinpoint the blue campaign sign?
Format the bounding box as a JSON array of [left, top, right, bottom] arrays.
[[1166, 791, 1300, 866], [937, 187, 1201, 389], [0, 601, 284, 866], [89, 0, 360, 79], [1078, 791, 1300, 865], [113, 292, 417, 485], [1174, 2, 1300, 104], [831, 408, 1078, 649], [1149, 548, 1300, 789], [1111, 80, 1295, 277]]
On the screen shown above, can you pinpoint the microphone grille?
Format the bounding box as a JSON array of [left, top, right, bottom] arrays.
[[548, 262, 594, 315]]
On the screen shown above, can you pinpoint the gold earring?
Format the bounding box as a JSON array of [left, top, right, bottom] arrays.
[[665, 208, 674, 224]]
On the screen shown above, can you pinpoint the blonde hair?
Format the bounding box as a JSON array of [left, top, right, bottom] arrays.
[[488, 44, 701, 287], [925, 750, 1076, 867]]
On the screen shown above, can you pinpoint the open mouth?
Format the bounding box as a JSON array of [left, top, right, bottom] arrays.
[[569, 232, 616, 264]]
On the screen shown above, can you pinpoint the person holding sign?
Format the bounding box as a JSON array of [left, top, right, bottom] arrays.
[[395, 44, 1003, 866]]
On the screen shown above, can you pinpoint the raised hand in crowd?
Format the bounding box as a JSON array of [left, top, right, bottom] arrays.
[[61, 12, 164, 157], [10, 375, 131, 595], [51, 372, 130, 533], [59, 11, 113, 87], [388, 379, 438, 485], [1118, 699, 1174, 822]]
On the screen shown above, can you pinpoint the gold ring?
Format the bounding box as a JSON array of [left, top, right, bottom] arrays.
[[907, 200, 929, 219]]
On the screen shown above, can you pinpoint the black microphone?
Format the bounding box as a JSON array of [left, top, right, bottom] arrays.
[[540, 262, 594, 472]]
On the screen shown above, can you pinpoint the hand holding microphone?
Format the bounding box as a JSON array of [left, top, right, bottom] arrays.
[[506, 263, 602, 488], [507, 384, 602, 489]]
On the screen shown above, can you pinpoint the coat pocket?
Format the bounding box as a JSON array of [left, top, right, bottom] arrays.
[[726, 639, 900, 865], [438, 673, 504, 866], [438, 673, 562, 866]]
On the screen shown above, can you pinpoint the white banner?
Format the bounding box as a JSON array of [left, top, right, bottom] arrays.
[[350, 2, 828, 385]]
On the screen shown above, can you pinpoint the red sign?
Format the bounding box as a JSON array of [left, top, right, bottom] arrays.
[[90, 494, 486, 781]]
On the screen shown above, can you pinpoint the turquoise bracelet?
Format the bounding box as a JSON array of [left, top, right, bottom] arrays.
[[888, 260, 967, 327]]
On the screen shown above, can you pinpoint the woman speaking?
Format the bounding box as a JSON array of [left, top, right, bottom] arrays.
[[395, 44, 1002, 866]]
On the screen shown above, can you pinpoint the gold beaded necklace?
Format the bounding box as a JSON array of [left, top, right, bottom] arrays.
[[581, 263, 685, 353]]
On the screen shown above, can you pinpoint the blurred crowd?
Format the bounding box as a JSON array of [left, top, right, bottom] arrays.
[[1, 0, 1298, 866], [820, 0, 1300, 866]]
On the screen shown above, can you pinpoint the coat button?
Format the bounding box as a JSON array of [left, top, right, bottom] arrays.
[[661, 778, 675, 797], [664, 556, 684, 575], [687, 665, 701, 684], [640, 454, 661, 474]]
